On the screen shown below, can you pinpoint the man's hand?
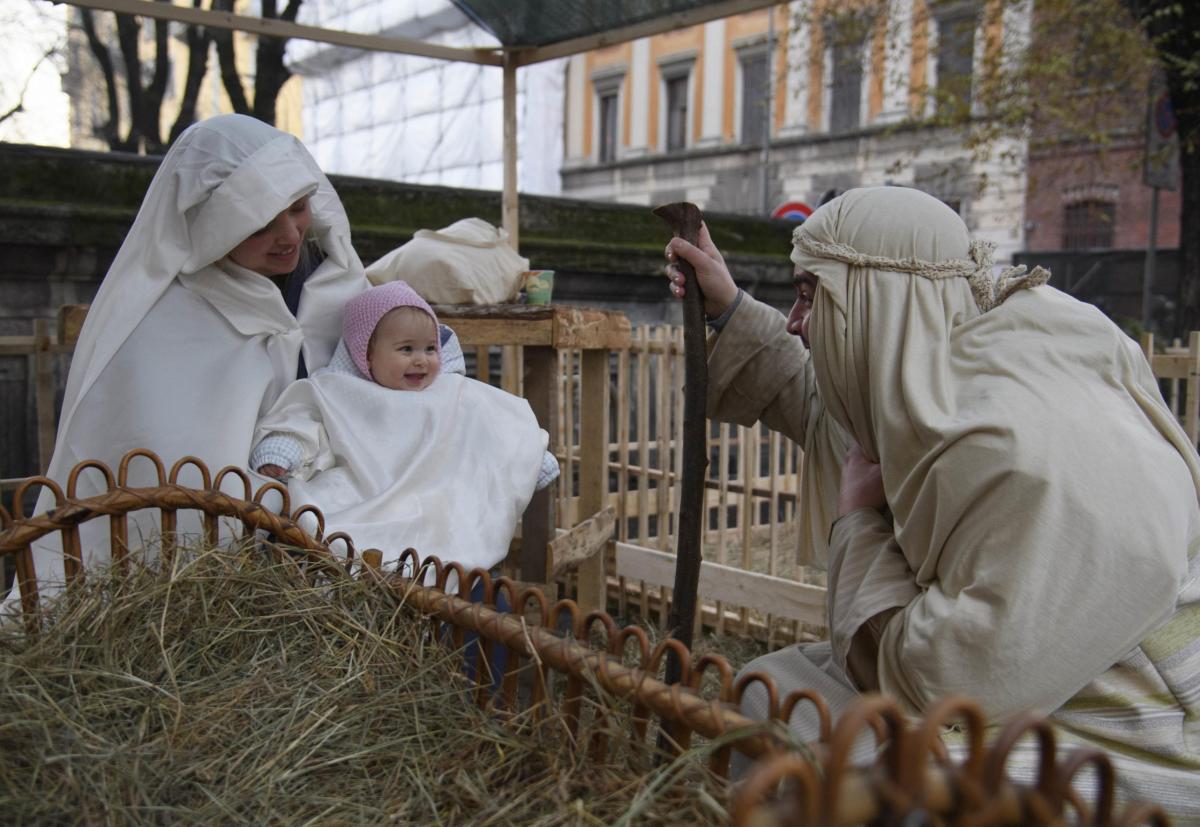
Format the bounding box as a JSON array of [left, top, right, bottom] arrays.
[[258, 463, 289, 481], [664, 221, 740, 319], [836, 443, 886, 517]]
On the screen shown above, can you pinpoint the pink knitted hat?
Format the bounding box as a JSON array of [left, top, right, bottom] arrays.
[[343, 280, 439, 379]]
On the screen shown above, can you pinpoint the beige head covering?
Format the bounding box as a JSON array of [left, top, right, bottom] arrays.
[[792, 187, 1200, 718]]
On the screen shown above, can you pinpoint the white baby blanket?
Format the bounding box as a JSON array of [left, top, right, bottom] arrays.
[[253, 368, 546, 573]]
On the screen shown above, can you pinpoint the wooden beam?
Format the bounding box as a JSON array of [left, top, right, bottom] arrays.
[[61, 0, 504, 66], [575, 349, 610, 611], [502, 52, 519, 249], [516, 0, 785, 66], [614, 541, 826, 627], [549, 506, 615, 580]]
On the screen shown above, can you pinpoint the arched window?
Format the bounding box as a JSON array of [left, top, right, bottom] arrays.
[[1062, 200, 1116, 250]]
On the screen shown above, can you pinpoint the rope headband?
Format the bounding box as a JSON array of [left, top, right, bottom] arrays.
[[792, 229, 1050, 313]]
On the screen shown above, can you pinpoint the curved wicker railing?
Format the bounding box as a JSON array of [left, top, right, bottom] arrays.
[[0, 452, 1174, 826]]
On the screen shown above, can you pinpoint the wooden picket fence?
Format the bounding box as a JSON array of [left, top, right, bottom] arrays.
[[6, 312, 1200, 650]]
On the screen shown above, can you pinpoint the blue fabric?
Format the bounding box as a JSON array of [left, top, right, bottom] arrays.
[[458, 575, 511, 693]]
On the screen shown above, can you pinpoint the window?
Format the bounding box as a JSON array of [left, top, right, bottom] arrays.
[[1063, 201, 1116, 250], [934, 5, 978, 114], [665, 74, 689, 151], [740, 51, 769, 146], [598, 91, 619, 163], [824, 12, 869, 135]]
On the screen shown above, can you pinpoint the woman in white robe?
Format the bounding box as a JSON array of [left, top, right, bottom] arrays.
[[8, 114, 369, 603]]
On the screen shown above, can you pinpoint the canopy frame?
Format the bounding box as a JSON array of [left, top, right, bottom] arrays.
[[55, 0, 785, 245]]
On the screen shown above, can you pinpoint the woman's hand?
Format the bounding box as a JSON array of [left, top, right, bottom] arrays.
[[258, 463, 289, 481], [836, 443, 886, 517], [664, 221, 740, 319]]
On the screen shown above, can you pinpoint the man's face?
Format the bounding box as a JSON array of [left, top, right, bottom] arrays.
[[786, 268, 817, 349]]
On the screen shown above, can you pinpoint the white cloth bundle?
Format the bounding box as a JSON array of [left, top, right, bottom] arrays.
[[253, 364, 547, 573]]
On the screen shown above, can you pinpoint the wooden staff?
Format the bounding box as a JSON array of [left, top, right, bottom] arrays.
[[653, 202, 709, 687]]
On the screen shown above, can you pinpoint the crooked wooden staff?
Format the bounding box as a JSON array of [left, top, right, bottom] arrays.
[[653, 202, 709, 688]]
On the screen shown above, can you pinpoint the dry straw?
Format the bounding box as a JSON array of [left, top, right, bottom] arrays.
[[0, 544, 731, 826]]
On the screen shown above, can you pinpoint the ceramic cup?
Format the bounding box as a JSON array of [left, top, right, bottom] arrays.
[[523, 270, 555, 305]]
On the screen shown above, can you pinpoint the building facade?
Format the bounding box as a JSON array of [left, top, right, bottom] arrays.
[[286, 0, 565, 195], [561, 1, 1029, 263]]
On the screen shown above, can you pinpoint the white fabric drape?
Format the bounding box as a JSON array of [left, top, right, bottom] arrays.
[[11, 115, 368, 603], [253, 368, 546, 573], [792, 186, 1200, 720]]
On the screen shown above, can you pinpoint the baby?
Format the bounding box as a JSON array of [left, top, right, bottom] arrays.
[[250, 280, 558, 571]]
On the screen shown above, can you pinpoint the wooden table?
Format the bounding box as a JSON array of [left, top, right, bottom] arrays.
[[433, 304, 631, 610]]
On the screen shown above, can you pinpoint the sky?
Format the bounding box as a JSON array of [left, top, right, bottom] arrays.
[[0, 0, 69, 146]]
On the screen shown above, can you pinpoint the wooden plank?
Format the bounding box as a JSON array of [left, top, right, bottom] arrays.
[[502, 54, 519, 250], [431, 305, 631, 350], [561, 349, 576, 529], [550, 506, 615, 580], [441, 316, 554, 347], [616, 345, 631, 617], [59, 304, 89, 346], [1152, 354, 1192, 379], [552, 306, 633, 350], [1186, 331, 1200, 444], [33, 319, 56, 474], [636, 326, 651, 624], [67, 0, 504, 64], [614, 541, 826, 627], [520, 345, 557, 584], [576, 349, 609, 611]]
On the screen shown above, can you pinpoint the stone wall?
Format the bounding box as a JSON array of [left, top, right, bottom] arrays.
[[0, 142, 796, 479]]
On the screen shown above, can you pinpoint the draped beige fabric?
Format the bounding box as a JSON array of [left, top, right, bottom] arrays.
[[792, 187, 1200, 720]]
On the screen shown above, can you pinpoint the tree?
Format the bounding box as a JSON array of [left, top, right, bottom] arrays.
[[75, 0, 301, 153], [0, 1, 68, 141], [1122, 0, 1200, 334], [793, 0, 1197, 334]]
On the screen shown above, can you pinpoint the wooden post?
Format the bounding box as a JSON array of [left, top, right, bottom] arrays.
[[1186, 331, 1200, 445], [502, 52, 519, 250], [576, 348, 609, 611], [521, 345, 557, 584], [33, 319, 56, 473], [652, 202, 709, 683]]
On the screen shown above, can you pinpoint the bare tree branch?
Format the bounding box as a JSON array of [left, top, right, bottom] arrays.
[[169, 0, 212, 144], [211, 0, 251, 116], [0, 44, 55, 127], [80, 9, 123, 149]]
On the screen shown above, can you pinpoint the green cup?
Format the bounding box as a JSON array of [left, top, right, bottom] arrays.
[[523, 270, 555, 305]]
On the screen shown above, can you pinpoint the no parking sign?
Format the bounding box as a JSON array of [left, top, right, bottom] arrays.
[[772, 201, 813, 222]]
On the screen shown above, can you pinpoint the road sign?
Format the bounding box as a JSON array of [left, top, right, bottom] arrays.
[[1144, 72, 1180, 191], [772, 201, 813, 222]]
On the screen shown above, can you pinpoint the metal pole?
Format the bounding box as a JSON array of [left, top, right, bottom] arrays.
[[759, 8, 775, 215], [502, 52, 519, 251], [1142, 186, 1160, 330]]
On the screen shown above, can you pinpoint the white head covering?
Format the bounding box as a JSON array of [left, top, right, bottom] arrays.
[[792, 186, 1200, 717], [11, 116, 368, 603], [59, 114, 364, 436]]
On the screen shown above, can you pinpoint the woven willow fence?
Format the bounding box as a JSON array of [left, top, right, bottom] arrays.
[[0, 452, 1174, 825]]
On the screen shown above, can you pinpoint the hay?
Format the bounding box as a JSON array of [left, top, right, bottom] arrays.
[[0, 545, 730, 826]]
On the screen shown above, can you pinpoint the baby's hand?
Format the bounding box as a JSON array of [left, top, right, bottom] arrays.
[[258, 463, 289, 481]]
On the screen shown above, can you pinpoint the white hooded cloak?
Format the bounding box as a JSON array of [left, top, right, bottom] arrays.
[[12, 115, 369, 601]]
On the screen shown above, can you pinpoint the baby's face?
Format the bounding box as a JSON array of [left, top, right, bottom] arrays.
[[367, 308, 440, 391]]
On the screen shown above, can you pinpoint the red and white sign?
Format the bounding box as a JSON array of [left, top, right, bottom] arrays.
[[772, 201, 813, 222]]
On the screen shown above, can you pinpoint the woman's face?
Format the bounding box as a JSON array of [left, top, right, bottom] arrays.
[[785, 267, 817, 350], [228, 197, 312, 277]]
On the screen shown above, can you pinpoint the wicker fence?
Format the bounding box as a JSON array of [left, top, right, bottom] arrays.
[[5, 312, 1200, 651], [0, 461, 1175, 825]]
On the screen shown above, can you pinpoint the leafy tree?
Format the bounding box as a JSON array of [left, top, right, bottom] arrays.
[[795, 0, 1198, 334], [1121, 0, 1200, 334], [76, 0, 300, 153]]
